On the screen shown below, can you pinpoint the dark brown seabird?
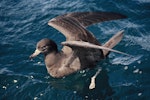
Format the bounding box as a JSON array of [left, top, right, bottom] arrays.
[[30, 12, 127, 78]]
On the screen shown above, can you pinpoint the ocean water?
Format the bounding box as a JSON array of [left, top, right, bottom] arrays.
[[0, 0, 150, 100]]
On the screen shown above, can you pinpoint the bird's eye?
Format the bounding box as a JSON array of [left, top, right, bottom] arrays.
[[42, 45, 46, 48], [42, 46, 47, 51]]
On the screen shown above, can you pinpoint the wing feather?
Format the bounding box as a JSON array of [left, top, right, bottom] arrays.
[[63, 12, 127, 27], [48, 16, 99, 44], [61, 41, 132, 57], [48, 12, 127, 42]]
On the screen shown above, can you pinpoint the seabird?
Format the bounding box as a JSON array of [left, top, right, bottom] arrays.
[[30, 12, 127, 78]]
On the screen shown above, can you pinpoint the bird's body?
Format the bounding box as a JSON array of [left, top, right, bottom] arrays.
[[30, 12, 127, 78], [44, 47, 102, 78]]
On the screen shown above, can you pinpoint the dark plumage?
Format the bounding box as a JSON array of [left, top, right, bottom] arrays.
[[30, 12, 127, 78]]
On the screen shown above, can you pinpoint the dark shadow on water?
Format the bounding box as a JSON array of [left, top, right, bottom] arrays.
[[80, 68, 114, 100], [50, 67, 114, 100]]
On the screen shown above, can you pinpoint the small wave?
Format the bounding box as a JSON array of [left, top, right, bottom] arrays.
[[0, 68, 13, 74], [33, 61, 45, 66], [121, 21, 142, 29], [112, 82, 134, 88], [133, 0, 150, 3], [111, 55, 142, 65], [126, 35, 150, 51]]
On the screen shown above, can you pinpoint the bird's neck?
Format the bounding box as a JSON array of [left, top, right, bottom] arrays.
[[44, 51, 61, 67]]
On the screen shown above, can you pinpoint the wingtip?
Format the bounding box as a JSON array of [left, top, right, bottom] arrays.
[[120, 14, 127, 19], [120, 30, 124, 33], [112, 12, 127, 19], [116, 12, 127, 19], [118, 30, 125, 35]]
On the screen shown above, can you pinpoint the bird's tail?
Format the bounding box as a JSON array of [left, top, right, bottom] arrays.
[[102, 30, 124, 57]]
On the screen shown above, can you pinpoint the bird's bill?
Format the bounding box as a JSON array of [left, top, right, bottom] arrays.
[[29, 49, 41, 59]]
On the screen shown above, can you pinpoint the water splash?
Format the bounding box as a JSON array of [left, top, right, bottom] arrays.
[[111, 55, 142, 65]]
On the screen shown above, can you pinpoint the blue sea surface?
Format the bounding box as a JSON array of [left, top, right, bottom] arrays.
[[0, 0, 150, 100]]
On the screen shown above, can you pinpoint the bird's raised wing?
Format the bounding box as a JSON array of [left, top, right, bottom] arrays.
[[62, 12, 127, 27], [48, 12, 127, 42]]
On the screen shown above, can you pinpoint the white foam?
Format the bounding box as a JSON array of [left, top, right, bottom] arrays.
[[139, 71, 142, 74], [2, 86, 7, 90], [79, 70, 85, 74], [122, 83, 133, 86], [137, 60, 141, 64], [85, 96, 88, 99], [111, 55, 142, 65], [30, 76, 34, 79], [33, 61, 45, 66], [13, 80, 18, 83], [37, 62, 41, 64], [73, 91, 77, 94], [124, 66, 128, 70], [138, 92, 142, 96], [40, 93, 43, 96], [133, 69, 140, 73], [34, 97, 38, 100]]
